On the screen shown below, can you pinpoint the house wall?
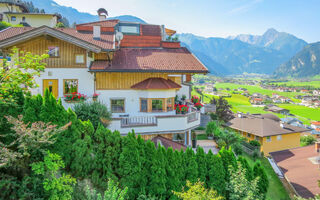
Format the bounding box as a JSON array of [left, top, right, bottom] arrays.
[[0, 4, 23, 13], [261, 133, 301, 156], [12, 36, 87, 68], [5, 14, 57, 27], [96, 72, 181, 90], [96, 89, 177, 118], [30, 68, 95, 100]]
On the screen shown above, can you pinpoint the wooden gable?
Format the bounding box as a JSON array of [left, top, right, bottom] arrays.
[[11, 36, 87, 68]]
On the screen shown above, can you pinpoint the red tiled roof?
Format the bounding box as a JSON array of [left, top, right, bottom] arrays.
[[151, 135, 186, 151], [131, 78, 181, 90], [311, 121, 320, 125], [270, 145, 320, 198], [76, 19, 119, 27], [141, 24, 161, 36], [90, 48, 208, 73], [0, 27, 33, 40], [0, 27, 114, 50]]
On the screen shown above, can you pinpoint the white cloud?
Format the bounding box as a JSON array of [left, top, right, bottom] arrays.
[[227, 0, 263, 15]]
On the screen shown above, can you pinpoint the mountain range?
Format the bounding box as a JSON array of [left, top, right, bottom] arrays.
[[274, 42, 320, 78], [27, 0, 319, 77]]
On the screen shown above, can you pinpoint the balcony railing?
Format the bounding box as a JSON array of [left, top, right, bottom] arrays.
[[121, 116, 157, 127], [187, 111, 198, 123]]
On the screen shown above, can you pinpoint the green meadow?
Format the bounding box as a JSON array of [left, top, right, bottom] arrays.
[[272, 81, 320, 88], [193, 83, 320, 124]]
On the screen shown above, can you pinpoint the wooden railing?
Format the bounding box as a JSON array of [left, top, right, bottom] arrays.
[[121, 116, 157, 127]]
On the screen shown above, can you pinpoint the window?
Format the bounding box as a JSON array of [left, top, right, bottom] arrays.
[[255, 136, 260, 141], [63, 79, 78, 94], [0, 14, 3, 21], [111, 99, 125, 113], [247, 133, 251, 138], [167, 98, 173, 111], [48, 46, 59, 57], [75, 54, 85, 64], [266, 136, 271, 142], [119, 25, 139, 34], [277, 135, 282, 141], [152, 99, 163, 112], [11, 16, 16, 21], [22, 16, 26, 22], [140, 99, 148, 112]]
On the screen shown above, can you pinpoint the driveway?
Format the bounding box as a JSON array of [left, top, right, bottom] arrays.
[[195, 140, 219, 154]]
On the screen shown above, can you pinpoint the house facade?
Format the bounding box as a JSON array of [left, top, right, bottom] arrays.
[[227, 113, 308, 155], [0, 13, 208, 146], [0, 1, 58, 27]]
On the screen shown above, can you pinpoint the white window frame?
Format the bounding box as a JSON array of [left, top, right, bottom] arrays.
[[266, 136, 272, 142], [277, 135, 282, 141]]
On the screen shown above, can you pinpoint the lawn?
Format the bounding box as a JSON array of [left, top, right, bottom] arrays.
[[215, 83, 304, 99], [277, 104, 320, 122], [272, 81, 320, 88], [242, 154, 290, 200]]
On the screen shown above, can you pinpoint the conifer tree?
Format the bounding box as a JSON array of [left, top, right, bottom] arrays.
[[118, 132, 142, 199], [23, 94, 42, 123], [237, 156, 253, 181], [149, 145, 167, 199], [136, 135, 147, 195], [206, 150, 226, 196], [184, 147, 198, 184], [166, 147, 180, 199], [253, 162, 269, 199], [92, 124, 121, 188], [219, 147, 237, 182], [196, 147, 207, 183], [144, 140, 156, 195], [174, 149, 185, 193], [69, 120, 94, 178]]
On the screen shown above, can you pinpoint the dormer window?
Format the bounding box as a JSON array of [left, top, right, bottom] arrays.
[[119, 24, 140, 35]]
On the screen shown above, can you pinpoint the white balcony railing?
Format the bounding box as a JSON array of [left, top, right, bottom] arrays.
[[121, 116, 157, 127], [187, 111, 198, 123]]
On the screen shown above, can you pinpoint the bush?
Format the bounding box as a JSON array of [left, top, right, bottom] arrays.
[[249, 140, 261, 147], [73, 101, 111, 129], [210, 113, 218, 120], [206, 121, 221, 137], [300, 135, 316, 147]]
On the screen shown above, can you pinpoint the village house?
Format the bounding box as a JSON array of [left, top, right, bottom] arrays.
[[265, 105, 290, 115], [270, 143, 320, 198], [227, 113, 308, 155], [250, 97, 263, 105], [313, 90, 320, 96], [0, 0, 59, 27], [0, 9, 208, 146]]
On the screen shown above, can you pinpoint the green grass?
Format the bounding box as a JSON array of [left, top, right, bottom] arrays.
[[215, 83, 304, 99], [277, 104, 320, 122], [242, 154, 290, 200], [196, 134, 208, 140], [272, 81, 320, 88]]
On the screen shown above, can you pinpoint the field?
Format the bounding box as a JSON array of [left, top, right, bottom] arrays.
[[193, 82, 320, 124], [272, 81, 320, 88], [242, 154, 291, 200], [214, 83, 304, 98]]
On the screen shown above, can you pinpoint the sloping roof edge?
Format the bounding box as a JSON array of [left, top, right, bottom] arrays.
[[0, 26, 102, 53]]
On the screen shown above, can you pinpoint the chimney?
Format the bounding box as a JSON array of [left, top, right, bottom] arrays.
[[99, 15, 106, 21], [93, 25, 101, 40], [315, 142, 320, 153], [97, 8, 108, 21]]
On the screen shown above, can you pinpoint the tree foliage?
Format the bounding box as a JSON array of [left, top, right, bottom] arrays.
[[0, 48, 48, 103], [215, 97, 234, 123], [173, 180, 223, 200]]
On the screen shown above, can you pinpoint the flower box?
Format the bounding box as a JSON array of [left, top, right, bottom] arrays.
[[64, 92, 87, 103]]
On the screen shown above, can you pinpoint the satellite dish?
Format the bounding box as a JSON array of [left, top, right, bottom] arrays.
[[115, 31, 123, 41]]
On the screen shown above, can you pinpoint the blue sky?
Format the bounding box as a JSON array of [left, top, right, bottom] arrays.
[[55, 0, 320, 43]]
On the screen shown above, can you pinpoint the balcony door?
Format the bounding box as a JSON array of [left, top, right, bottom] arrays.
[[43, 79, 58, 98]]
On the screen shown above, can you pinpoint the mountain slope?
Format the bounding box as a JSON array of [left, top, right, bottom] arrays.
[[29, 0, 146, 24], [274, 42, 320, 78], [229, 28, 307, 57], [179, 33, 288, 75]]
